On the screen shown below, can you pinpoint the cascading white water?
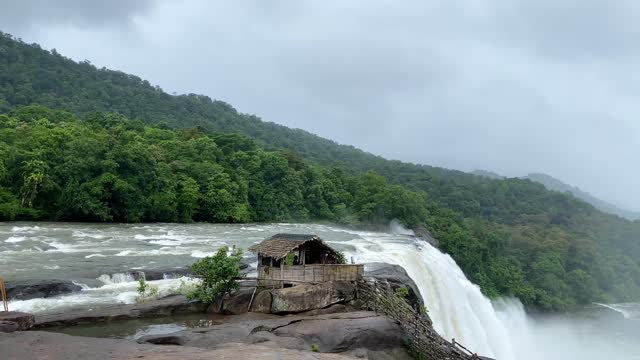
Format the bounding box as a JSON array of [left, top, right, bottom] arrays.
[[339, 225, 640, 360], [97, 272, 137, 284], [344, 232, 520, 359]]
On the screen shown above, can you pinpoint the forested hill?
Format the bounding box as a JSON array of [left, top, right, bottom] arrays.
[[0, 32, 385, 171], [1, 31, 640, 311]]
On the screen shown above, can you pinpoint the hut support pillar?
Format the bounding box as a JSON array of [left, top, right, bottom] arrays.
[[280, 261, 284, 288]]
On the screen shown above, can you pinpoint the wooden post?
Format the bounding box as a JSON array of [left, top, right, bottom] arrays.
[[0, 277, 8, 312], [247, 286, 257, 311], [280, 260, 284, 288], [322, 264, 325, 282]]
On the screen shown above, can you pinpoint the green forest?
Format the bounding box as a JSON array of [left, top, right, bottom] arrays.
[[1, 31, 639, 311]]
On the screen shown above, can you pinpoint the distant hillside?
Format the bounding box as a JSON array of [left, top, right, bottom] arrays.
[[471, 170, 505, 180], [1, 31, 640, 310], [525, 173, 640, 221]]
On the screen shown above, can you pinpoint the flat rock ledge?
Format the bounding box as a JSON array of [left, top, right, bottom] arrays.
[[35, 295, 206, 328], [142, 311, 411, 359], [0, 311, 35, 332], [0, 332, 357, 360]]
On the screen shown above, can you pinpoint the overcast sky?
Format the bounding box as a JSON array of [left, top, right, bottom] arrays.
[[2, 0, 639, 212]]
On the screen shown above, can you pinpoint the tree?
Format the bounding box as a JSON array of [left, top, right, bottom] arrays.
[[189, 247, 244, 310]]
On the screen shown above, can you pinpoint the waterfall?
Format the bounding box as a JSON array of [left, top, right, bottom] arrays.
[[346, 232, 523, 360], [97, 272, 137, 285]]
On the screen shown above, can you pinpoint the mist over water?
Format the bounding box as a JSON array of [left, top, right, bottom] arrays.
[[1, 222, 638, 359]]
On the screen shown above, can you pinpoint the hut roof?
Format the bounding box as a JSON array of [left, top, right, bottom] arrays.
[[249, 233, 336, 260]]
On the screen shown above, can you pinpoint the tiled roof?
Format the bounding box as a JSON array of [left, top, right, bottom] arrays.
[[249, 233, 335, 259]]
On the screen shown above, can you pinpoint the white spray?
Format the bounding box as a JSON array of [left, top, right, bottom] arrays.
[[346, 232, 519, 359]]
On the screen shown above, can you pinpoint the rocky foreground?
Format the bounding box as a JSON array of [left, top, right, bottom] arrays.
[[0, 263, 463, 359], [1, 332, 359, 360]]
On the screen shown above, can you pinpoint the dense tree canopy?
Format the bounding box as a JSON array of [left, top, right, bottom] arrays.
[[0, 107, 427, 227], [1, 31, 639, 310]]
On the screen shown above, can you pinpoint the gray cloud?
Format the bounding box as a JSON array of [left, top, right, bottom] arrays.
[[0, 0, 155, 31], [2, 0, 639, 211]]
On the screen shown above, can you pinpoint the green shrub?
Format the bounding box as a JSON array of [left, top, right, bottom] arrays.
[[168, 278, 197, 296], [135, 277, 159, 304], [189, 246, 244, 308], [395, 286, 410, 299], [310, 344, 320, 352]]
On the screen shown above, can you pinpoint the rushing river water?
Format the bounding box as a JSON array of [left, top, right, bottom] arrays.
[[1, 222, 639, 360]]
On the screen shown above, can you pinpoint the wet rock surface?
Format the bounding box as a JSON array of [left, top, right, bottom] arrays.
[[0, 311, 35, 331], [0, 320, 20, 333], [34, 295, 207, 328], [0, 332, 357, 360], [175, 311, 407, 357], [412, 225, 439, 247], [365, 262, 424, 309], [5, 279, 82, 300], [137, 334, 186, 346]]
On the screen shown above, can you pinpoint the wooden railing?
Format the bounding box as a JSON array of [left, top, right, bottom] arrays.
[[257, 264, 364, 287], [357, 278, 484, 360]]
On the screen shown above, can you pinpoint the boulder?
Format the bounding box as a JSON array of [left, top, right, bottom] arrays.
[[0, 311, 35, 330], [137, 334, 186, 345], [207, 282, 355, 315], [250, 289, 272, 313], [206, 287, 256, 315], [269, 281, 355, 314], [174, 311, 407, 356], [412, 225, 439, 247], [298, 303, 356, 316], [5, 279, 82, 300], [365, 262, 424, 309], [0, 321, 19, 333], [272, 313, 405, 353]]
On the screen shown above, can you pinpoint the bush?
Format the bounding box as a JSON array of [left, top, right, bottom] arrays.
[[310, 344, 320, 352], [189, 246, 244, 308], [135, 277, 159, 304], [168, 277, 197, 296], [395, 286, 410, 299]]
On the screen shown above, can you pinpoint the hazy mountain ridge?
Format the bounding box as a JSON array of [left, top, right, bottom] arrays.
[[524, 173, 640, 221], [470, 170, 505, 180], [472, 170, 639, 221]]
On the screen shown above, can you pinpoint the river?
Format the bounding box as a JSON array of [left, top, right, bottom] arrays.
[[1, 222, 638, 359]]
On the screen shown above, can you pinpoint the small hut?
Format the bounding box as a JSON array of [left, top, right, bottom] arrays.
[[249, 233, 364, 287]]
